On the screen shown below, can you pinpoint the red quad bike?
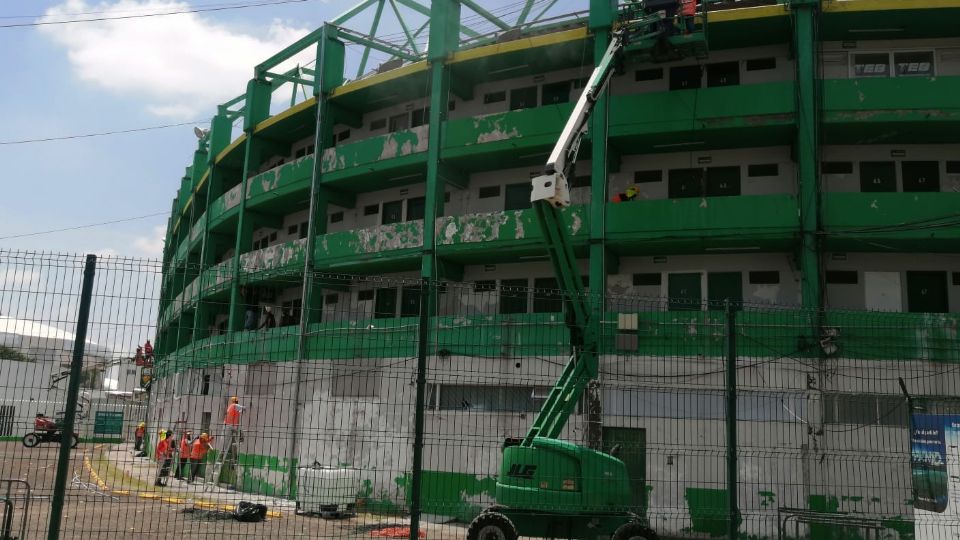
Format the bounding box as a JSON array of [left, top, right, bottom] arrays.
[[23, 416, 79, 448]]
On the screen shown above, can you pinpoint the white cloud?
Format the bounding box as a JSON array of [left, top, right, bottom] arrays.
[[132, 225, 166, 258], [40, 0, 313, 119]]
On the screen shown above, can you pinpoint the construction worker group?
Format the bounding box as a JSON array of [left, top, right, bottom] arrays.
[[145, 396, 243, 488]]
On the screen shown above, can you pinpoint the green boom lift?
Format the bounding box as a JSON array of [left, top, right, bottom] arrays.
[[467, 4, 708, 540]]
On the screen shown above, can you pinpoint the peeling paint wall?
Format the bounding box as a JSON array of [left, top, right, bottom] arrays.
[[320, 125, 429, 174]]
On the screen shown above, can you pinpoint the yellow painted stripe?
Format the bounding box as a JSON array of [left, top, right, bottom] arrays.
[[266, 510, 283, 518], [195, 169, 210, 193], [112, 490, 130, 496], [450, 27, 588, 64], [708, 4, 786, 22], [331, 61, 429, 97], [194, 501, 219, 509], [139, 492, 161, 500], [254, 96, 317, 134], [163, 497, 187, 504], [824, 0, 960, 12], [216, 134, 246, 165]]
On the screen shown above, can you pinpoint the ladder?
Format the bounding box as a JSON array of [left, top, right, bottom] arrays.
[[204, 428, 241, 491]]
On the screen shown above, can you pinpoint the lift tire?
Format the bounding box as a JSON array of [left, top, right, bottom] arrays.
[[22, 433, 39, 448], [613, 522, 657, 540], [71, 434, 80, 448], [467, 511, 517, 540]]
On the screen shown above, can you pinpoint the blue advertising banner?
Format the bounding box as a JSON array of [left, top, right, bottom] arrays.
[[912, 413, 960, 539]]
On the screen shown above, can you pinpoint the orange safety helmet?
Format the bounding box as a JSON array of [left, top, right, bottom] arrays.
[[200, 433, 209, 440], [230, 396, 239, 403]]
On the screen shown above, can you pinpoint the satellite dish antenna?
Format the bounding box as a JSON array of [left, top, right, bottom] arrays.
[[193, 126, 209, 139]]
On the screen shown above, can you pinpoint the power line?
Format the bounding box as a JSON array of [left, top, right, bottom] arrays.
[[0, 0, 314, 29], [0, 213, 170, 241], [0, 121, 205, 145], [0, 0, 281, 20]]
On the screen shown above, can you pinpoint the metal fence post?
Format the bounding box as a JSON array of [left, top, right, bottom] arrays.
[[725, 300, 739, 540], [409, 277, 430, 540], [47, 254, 97, 540]]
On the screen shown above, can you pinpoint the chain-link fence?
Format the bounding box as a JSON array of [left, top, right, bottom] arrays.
[[0, 249, 958, 539]]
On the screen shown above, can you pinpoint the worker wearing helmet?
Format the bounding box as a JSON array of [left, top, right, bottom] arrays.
[[134, 422, 145, 451], [189, 432, 214, 483], [175, 430, 193, 480], [223, 396, 245, 448]]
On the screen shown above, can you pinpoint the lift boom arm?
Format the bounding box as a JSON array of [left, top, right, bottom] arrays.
[[523, 17, 650, 446]]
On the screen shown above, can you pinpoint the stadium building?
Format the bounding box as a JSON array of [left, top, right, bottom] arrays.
[[152, 0, 960, 536]]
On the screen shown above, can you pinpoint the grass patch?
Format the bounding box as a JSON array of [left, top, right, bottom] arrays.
[[0, 345, 32, 362]]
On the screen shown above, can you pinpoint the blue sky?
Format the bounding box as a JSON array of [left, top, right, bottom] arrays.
[[0, 0, 580, 259]]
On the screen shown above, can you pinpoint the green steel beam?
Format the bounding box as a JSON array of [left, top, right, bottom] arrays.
[[460, 0, 510, 31], [332, 0, 378, 25], [516, 0, 535, 27], [255, 26, 326, 77], [357, 0, 386, 79], [388, 0, 421, 55], [791, 0, 822, 311], [265, 70, 313, 88], [337, 30, 420, 62], [530, 0, 561, 24]]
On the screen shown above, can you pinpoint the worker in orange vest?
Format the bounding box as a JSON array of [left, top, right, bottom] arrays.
[[223, 396, 245, 444], [154, 430, 174, 486], [175, 430, 193, 480], [680, 0, 697, 34], [189, 433, 214, 483]]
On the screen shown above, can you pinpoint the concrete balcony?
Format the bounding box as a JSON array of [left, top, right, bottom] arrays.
[[822, 192, 960, 252]]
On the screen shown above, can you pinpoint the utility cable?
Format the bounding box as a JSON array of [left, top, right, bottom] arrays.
[[0, 213, 170, 241], [0, 0, 314, 28], [0, 121, 205, 145]]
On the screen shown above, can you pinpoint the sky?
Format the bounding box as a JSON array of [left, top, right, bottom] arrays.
[[0, 0, 581, 260]]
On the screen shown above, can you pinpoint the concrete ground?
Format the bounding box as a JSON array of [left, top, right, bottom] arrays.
[[0, 441, 466, 539]]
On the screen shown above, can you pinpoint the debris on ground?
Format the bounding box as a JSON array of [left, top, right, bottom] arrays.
[[369, 526, 426, 538]]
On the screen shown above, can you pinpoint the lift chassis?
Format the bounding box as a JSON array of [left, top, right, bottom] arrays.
[[468, 4, 707, 540]]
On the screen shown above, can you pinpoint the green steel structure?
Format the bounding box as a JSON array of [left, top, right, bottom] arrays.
[[153, 0, 960, 535]]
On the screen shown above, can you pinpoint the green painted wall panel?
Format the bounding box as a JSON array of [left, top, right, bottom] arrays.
[[320, 125, 429, 174], [443, 103, 575, 154], [823, 192, 960, 250]]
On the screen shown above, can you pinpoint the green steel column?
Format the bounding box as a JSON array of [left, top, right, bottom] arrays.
[[227, 78, 272, 331], [289, 25, 345, 498], [791, 0, 822, 310], [193, 112, 232, 340], [586, 0, 616, 451], [411, 3, 460, 539]]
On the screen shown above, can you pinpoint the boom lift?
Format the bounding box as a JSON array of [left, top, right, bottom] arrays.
[[467, 5, 707, 540]]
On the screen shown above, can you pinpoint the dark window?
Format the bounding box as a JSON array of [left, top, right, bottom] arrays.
[[500, 278, 529, 314], [295, 147, 306, 158], [474, 280, 496, 292], [410, 107, 430, 128], [541, 81, 571, 105], [853, 53, 890, 78], [859, 161, 896, 192], [571, 176, 591, 188], [952, 272, 960, 286], [305, 145, 314, 155], [669, 65, 702, 90], [668, 168, 703, 198], [324, 293, 339, 304], [668, 273, 702, 311], [635, 68, 664, 81], [478, 185, 501, 199], [483, 90, 506, 104], [363, 204, 379, 216], [269, 232, 277, 242], [532, 277, 563, 313], [406, 196, 425, 221], [336, 129, 351, 142], [826, 271, 858, 284], [510, 86, 538, 110], [822, 161, 854, 175], [708, 272, 743, 311], [299, 221, 308, 239], [748, 164, 779, 177], [901, 161, 940, 192], [388, 113, 409, 133], [444, 191, 451, 203], [706, 166, 741, 196], [374, 288, 397, 318], [634, 170, 662, 183], [358, 290, 374, 301], [287, 225, 298, 235], [893, 51, 934, 77], [707, 61, 739, 87], [572, 77, 589, 89], [330, 211, 344, 223], [448, 100, 456, 111], [745, 57, 776, 71], [370, 118, 387, 130], [504, 183, 532, 211], [400, 286, 421, 317], [382, 200, 403, 225], [633, 273, 661, 286], [748, 271, 780, 285], [946, 161, 960, 174]]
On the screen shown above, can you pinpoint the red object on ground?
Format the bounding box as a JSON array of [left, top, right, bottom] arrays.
[[34, 417, 57, 432], [370, 527, 425, 539]]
